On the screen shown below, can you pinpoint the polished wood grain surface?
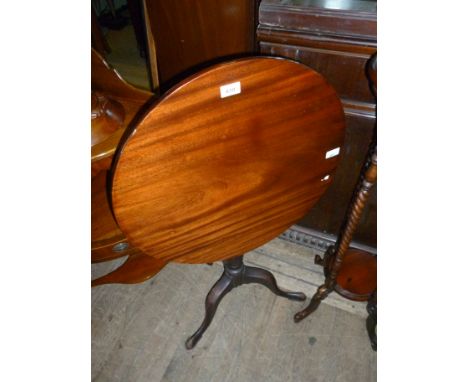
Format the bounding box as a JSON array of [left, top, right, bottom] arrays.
[[91, 49, 163, 285], [91, 98, 147, 165], [92, 170, 136, 264], [91, 252, 166, 287], [91, 91, 125, 147], [335, 248, 377, 301], [91, 48, 152, 102], [92, 168, 166, 285], [111, 57, 346, 268]]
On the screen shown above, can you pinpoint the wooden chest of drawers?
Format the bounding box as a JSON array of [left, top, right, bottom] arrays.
[[258, 0, 377, 248]]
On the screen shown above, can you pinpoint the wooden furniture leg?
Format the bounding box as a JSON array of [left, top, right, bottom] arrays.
[[186, 255, 306, 350], [294, 53, 377, 325], [92, 252, 166, 287], [294, 148, 377, 322]]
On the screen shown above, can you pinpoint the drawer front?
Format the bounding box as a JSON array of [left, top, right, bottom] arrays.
[[260, 41, 376, 105]]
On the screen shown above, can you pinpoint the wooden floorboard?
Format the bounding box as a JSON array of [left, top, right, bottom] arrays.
[[92, 240, 376, 382]]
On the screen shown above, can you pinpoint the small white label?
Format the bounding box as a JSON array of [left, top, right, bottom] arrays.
[[325, 147, 340, 159], [220, 81, 241, 98]]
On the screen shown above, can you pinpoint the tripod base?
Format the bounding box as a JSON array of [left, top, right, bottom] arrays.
[[185, 255, 306, 349], [294, 284, 331, 323]]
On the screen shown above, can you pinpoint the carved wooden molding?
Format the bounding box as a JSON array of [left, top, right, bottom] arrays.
[[280, 224, 376, 255], [259, 0, 376, 41], [258, 36, 376, 57], [341, 99, 376, 119]]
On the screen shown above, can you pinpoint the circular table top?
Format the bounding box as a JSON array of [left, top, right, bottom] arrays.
[[111, 57, 345, 265]]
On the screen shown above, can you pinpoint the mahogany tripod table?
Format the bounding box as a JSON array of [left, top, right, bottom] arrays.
[[94, 56, 346, 349]]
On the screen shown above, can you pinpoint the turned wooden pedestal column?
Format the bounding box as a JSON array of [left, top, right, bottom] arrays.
[[294, 53, 377, 351], [294, 148, 377, 323]]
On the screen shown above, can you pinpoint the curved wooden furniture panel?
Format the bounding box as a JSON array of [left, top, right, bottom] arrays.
[[334, 248, 377, 301], [91, 48, 154, 170], [92, 171, 131, 262], [91, 91, 125, 147], [91, 252, 167, 287], [92, 170, 166, 285], [91, 48, 163, 285], [91, 48, 152, 102], [111, 57, 346, 270]]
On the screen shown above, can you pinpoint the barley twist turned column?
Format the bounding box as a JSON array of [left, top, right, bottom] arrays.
[[294, 52, 377, 323], [294, 150, 377, 322]]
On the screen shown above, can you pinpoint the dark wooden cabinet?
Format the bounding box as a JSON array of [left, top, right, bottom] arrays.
[[144, 0, 259, 92], [258, 0, 377, 248]]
